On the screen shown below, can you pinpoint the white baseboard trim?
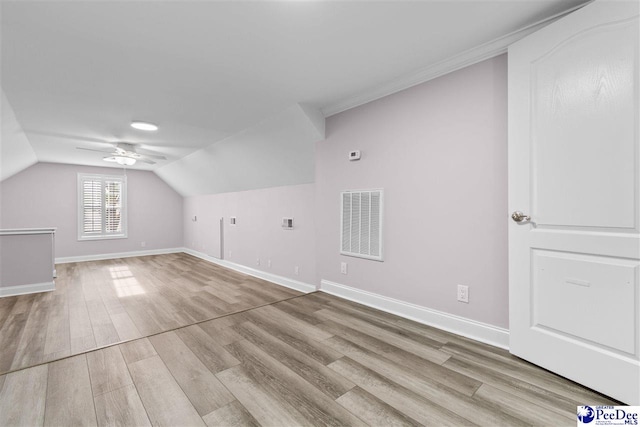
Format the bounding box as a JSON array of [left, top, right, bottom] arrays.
[[319, 279, 509, 350], [183, 248, 316, 294], [55, 247, 184, 264], [0, 281, 55, 297]]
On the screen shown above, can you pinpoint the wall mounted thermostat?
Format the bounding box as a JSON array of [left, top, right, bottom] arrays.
[[282, 217, 294, 229], [230, 217, 236, 225], [349, 150, 361, 161]]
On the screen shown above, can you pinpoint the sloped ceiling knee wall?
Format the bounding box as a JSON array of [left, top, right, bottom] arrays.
[[155, 104, 325, 197], [1, 90, 38, 182]]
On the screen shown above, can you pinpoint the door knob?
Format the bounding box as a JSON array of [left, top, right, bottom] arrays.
[[511, 211, 531, 223]]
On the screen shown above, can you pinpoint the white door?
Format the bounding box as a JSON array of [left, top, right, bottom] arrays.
[[508, 0, 639, 405]]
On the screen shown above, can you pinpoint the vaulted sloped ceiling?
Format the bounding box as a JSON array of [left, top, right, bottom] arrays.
[[1, 91, 37, 182], [1, 1, 589, 191], [156, 104, 323, 197]]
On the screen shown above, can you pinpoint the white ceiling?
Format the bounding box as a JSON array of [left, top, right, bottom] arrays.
[[1, 0, 588, 172]]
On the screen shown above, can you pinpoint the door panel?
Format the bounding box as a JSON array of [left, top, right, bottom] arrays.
[[532, 250, 637, 355], [509, 0, 640, 404], [531, 18, 638, 229]]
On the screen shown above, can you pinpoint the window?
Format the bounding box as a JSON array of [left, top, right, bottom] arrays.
[[340, 189, 383, 261], [78, 173, 127, 240]]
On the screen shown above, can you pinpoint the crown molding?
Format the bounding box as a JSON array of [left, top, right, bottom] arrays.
[[321, 1, 590, 117]]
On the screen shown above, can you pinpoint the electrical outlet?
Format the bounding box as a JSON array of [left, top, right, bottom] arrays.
[[141, 241, 146, 247], [457, 285, 469, 303], [256, 258, 260, 266], [341, 262, 348, 275], [228, 250, 232, 258], [294, 266, 300, 276], [267, 260, 272, 268]]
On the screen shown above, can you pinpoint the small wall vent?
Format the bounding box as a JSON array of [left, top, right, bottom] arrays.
[[340, 189, 383, 261]]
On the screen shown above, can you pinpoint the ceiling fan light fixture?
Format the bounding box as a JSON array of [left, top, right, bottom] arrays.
[[116, 157, 136, 166], [104, 156, 136, 166], [130, 121, 158, 131]]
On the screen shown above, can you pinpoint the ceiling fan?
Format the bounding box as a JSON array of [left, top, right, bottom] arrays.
[[77, 142, 167, 166]]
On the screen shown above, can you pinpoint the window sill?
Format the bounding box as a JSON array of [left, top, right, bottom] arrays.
[[78, 234, 127, 241]]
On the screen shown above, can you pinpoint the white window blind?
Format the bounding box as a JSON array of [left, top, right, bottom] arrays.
[[78, 174, 127, 240], [340, 189, 383, 261]]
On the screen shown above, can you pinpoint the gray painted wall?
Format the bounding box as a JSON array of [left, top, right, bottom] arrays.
[[0, 163, 183, 258], [316, 55, 509, 328]]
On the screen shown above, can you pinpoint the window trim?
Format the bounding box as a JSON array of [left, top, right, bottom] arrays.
[[77, 173, 128, 241]]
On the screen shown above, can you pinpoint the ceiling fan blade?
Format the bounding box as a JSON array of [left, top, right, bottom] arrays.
[[138, 153, 166, 160], [77, 147, 115, 154], [78, 142, 165, 165], [134, 149, 167, 160]]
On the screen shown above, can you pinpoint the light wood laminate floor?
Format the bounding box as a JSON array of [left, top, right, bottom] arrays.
[[0, 261, 619, 426], [0, 253, 301, 375]]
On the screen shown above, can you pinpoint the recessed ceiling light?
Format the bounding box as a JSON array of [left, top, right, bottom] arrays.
[[131, 121, 158, 131]]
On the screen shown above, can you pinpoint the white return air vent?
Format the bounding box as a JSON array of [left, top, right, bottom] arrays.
[[341, 189, 383, 261]]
